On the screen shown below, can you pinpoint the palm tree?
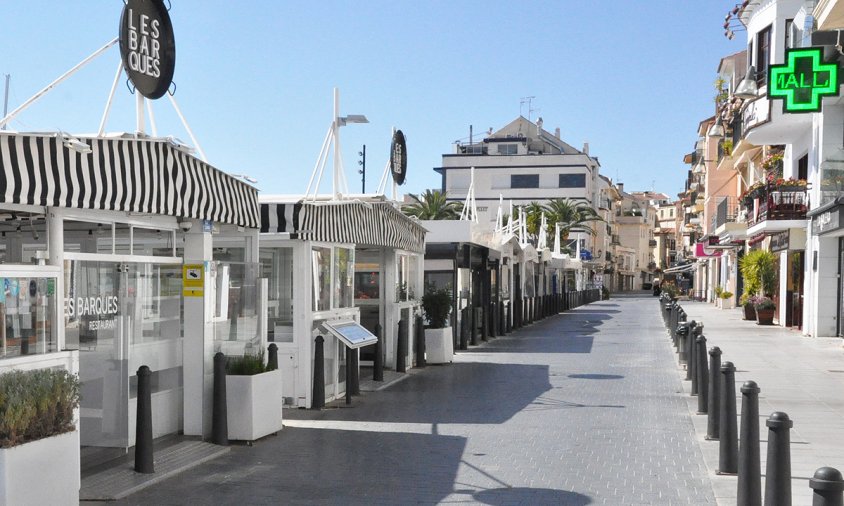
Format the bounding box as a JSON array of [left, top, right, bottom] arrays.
[[544, 198, 603, 245], [524, 202, 545, 240], [402, 189, 464, 220]]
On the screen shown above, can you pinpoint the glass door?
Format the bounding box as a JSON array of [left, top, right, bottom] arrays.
[[70, 261, 130, 469]]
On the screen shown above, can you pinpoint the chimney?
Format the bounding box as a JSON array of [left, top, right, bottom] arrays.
[[582, 142, 589, 155], [554, 127, 560, 139], [617, 182, 624, 193]]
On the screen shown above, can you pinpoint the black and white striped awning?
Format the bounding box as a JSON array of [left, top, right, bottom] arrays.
[[0, 133, 259, 228], [260, 200, 426, 253]]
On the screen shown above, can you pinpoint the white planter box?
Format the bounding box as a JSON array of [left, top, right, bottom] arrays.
[[226, 369, 283, 441], [721, 298, 735, 309], [424, 327, 453, 364], [0, 430, 79, 506]]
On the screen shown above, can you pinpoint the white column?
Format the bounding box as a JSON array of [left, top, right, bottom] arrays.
[[47, 208, 65, 352], [383, 249, 398, 369], [182, 221, 214, 437]]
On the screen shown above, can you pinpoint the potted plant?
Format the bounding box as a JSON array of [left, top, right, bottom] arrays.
[[422, 284, 453, 364], [0, 368, 81, 505], [740, 294, 758, 321], [720, 291, 734, 309], [225, 351, 283, 441], [754, 296, 776, 325]]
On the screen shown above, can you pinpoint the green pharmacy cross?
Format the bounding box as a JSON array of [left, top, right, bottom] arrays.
[[768, 47, 840, 113]]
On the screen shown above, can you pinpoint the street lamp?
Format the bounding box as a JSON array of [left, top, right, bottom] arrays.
[[734, 66, 759, 100], [706, 120, 725, 138]]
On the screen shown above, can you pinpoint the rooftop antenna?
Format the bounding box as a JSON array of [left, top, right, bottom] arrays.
[[520, 96, 536, 121]]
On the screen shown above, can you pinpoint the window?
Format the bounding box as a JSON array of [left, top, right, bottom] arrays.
[[511, 174, 539, 189], [497, 144, 518, 155], [312, 247, 331, 312], [785, 19, 793, 49], [798, 154, 808, 181], [756, 25, 771, 87], [334, 247, 354, 308], [558, 173, 586, 188]]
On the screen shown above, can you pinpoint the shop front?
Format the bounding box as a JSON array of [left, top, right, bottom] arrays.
[[807, 199, 844, 337], [0, 132, 261, 468], [260, 198, 425, 408]]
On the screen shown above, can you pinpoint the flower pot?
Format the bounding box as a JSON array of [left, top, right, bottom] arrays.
[[721, 298, 735, 309], [226, 369, 283, 441], [0, 430, 79, 505], [755, 308, 775, 325], [743, 304, 757, 321], [424, 327, 453, 364]]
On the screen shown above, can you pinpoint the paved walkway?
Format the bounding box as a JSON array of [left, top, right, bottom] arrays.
[[110, 294, 714, 505], [677, 300, 844, 506]]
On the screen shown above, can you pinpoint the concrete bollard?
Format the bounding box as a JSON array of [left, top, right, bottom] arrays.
[[707, 346, 722, 440], [345, 346, 353, 405], [267, 343, 278, 371], [737, 381, 762, 506], [397, 319, 408, 373], [374, 323, 384, 381], [718, 361, 738, 474], [415, 315, 426, 368], [764, 412, 793, 506], [809, 467, 844, 506], [212, 352, 229, 444], [135, 365, 155, 473], [696, 335, 708, 414]]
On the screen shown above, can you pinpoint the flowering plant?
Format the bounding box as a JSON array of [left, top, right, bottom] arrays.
[[765, 175, 807, 189], [754, 296, 775, 310], [760, 151, 784, 170]]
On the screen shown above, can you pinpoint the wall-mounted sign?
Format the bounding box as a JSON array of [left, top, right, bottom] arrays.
[[390, 130, 407, 185], [322, 320, 378, 349], [768, 47, 839, 113], [812, 205, 843, 235], [741, 94, 770, 133], [119, 0, 176, 100], [769, 230, 790, 252], [182, 264, 204, 297]]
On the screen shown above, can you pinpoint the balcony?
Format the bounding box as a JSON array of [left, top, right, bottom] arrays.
[[744, 185, 809, 236]]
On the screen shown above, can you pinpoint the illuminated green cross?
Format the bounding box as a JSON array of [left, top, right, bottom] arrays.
[[768, 47, 839, 113]]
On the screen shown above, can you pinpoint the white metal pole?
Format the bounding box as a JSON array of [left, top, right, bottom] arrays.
[[98, 60, 124, 137], [333, 87, 340, 200], [167, 93, 208, 162], [136, 93, 145, 135], [305, 126, 333, 197], [146, 97, 158, 137], [0, 38, 118, 129], [2, 74, 9, 130]]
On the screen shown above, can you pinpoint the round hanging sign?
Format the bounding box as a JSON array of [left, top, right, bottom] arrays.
[[119, 0, 176, 100], [390, 130, 407, 185]]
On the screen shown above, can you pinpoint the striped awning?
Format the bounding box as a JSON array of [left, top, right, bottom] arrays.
[[0, 133, 259, 228], [260, 200, 426, 253]]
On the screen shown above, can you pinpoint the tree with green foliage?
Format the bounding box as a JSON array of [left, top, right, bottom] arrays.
[[402, 189, 464, 220], [543, 198, 603, 245]]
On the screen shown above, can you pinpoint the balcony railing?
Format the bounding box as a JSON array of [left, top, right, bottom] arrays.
[[742, 186, 808, 226], [715, 196, 738, 229]]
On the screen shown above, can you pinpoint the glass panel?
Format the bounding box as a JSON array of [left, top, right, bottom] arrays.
[[406, 255, 419, 301], [261, 247, 294, 343], [334, 247, 354, 309], [355, 250, 380, 301], [132, 227, 176, 257], [64, 220, 114, 254], [312, 247, 331, 312], [213, 262, 261, 355], [0, 276, 57, 358]]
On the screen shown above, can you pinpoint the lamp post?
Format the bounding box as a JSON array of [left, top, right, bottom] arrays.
[[333, 88, 368, 200]]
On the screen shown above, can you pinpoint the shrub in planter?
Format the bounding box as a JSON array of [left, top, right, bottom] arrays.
[[754, 296, 776, 325], [225, 351, 283, 441], [740, 294, 758, 321], [0, 368, 81, 506], [422, 284, 453, 364], [601, 286, 610, 300], [0, 368, 80, 448]]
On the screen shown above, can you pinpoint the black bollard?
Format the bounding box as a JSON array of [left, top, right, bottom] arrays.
[[810, 467, 844, 506], [267, 343, 278, 371], [349, 347, 360, 396], [707, 347, 722, 440], [764, 412, 793, 506], [689, 321, 698, 388], [211, 352, 229, 445], [470, 306, 478, 345], [489, 302, 497, 338], [396, 319, 408, 373], [738, 381, 762, 506], [499, 301, 506, 336], [20, 336, 28, 355], [718, 361, 738, 474], [312, 335, 325, 409], [345, 346, 353, 405], [135, 365, 155, 473], [697, 335, 709, 414], [415, 315, 426, 368], [677, 322, 690, 367], [460, 307, 469, 350], [373, 323, 384, 382]]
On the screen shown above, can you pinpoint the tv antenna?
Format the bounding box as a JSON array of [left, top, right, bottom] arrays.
[[520, 96, 537, 121]]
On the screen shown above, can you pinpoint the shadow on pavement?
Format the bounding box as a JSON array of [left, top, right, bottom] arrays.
[[473, 487, 592, 505], [567, 373, 624, 380]]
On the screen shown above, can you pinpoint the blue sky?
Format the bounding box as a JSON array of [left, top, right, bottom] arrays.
[[2, 1, 738, 199]]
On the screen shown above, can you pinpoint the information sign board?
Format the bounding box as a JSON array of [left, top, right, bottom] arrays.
[[322, 320, 378, 349]]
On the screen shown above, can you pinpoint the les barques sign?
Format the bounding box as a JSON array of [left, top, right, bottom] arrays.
[[119, 0, 176, 100], [390, 130, 407, 185]]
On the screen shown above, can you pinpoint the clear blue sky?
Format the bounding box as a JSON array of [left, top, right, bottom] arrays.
[[2, 1, 738, 200]]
